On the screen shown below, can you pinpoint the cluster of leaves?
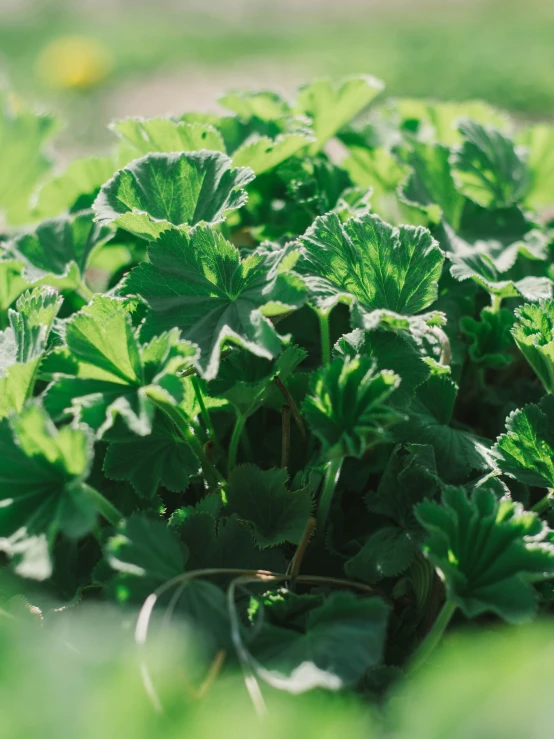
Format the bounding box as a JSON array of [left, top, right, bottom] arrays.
[[2, 75, 554, 701]]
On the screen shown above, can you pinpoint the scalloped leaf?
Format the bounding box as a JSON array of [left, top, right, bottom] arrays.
[[303, 355, 403, 460], [297, 76, 384, 155], [297, 211, 444, 316], [0, 403, 96, 580], [44, 296, 197, 437], [122, 226, 305, 380], [416, 485, 554, 622], [226, 465, 312, 547], [93, 151, 255, 239]]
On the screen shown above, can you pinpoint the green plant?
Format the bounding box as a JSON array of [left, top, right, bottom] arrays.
[[2, 75, 554, 716]]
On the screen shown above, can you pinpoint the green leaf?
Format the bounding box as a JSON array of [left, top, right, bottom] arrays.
[[209, 345, 307, 418], [346, 444, 440, 585], [494, 395, 554, 488], [345, 526, 416, 584], [394, 376, 493, 481], [392, 98, 510, 146], [367, 443, 440, 527], [512, 300, 554, 394], [106, 513, 187, 585], [297, 76, 384, 155], [0, 403, 95, 580], [93, 151, 255, 239], [111, 117, 225, 156], [416, 485, 554, 622], [297, 211, 444, 316], [34, 155, 118, 219], [0, 286, 62, 418], [232, 133, 313, 175], [302, 355, 403, 460], [6, 211, 113, 290], [123, 226, 305, 380], [400, 141, 465, 230], [103, 412, 199, 498], [220, 90, 292, 121], [342, 147, 425, 226], [105, 514, 231, 647], [278, 156, 352, 223], [173, 512, 285, 573], [226, 465, 312, 548], [334, 328, 430, 407], [44, 296, 197, 436], [460, 307, 515, 368], [0, 94, 59, 225], [252, 591, 389, 691], [0, 259, 31, 321], [518, 123, 554, 211], [452, 121, 530, 209], [449, 246, 552, 302]]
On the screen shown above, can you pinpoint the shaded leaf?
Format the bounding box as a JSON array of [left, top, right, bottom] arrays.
[[123, 226, 305, 379], [452, 121, 530, 209], [0, 403, 95, 580], [416, 485, 554, 622], [303, 355, 403, 460], [226, 465, 312, 547]]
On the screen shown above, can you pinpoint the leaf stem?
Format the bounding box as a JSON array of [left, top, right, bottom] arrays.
[[281, 405, 291, 468], [84, 484, 124, 527], [318, 311, 332, 366], [532, 488, 554, 515], [191, 375, 216, 443], [77, 280, 94, 302], [317, 457, 343, 528], [274, 376, 307, 441], [410, 600, 457, 672], [490, 294, 503, 313], [289, 516, 316, 587], [228, 414, 246, 472]]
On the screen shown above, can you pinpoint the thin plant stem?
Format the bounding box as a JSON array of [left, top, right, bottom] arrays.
[[490, 294, 503, 313], [532, 488, 554, 514], [191, 375, 216, 443], [195, 650, 227, 699], [281, 404, 291, 468], [228, 414, 246, 472], [317, 457, 343, 528], [318, 311, 331, 366], [289, 516, 316, 587], [83, 484, 124, 527], [410, 600, 457, 673], [274, 376, 307, 441]]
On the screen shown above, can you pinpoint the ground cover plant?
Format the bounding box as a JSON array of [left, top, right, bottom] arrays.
[[2, 73, 554, 733]]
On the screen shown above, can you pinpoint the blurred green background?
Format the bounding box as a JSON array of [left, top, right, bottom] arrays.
[[3, 605, 554, 739], [1, 0, 554, 154]]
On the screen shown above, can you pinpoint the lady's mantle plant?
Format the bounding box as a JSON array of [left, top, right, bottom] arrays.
[[2, 75, 554, 698]]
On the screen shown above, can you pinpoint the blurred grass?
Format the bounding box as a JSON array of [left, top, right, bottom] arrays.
[[1, 0, 554, 119]]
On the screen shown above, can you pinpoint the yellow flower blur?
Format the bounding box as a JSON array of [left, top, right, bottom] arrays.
[[36, 36, 113, 91]]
